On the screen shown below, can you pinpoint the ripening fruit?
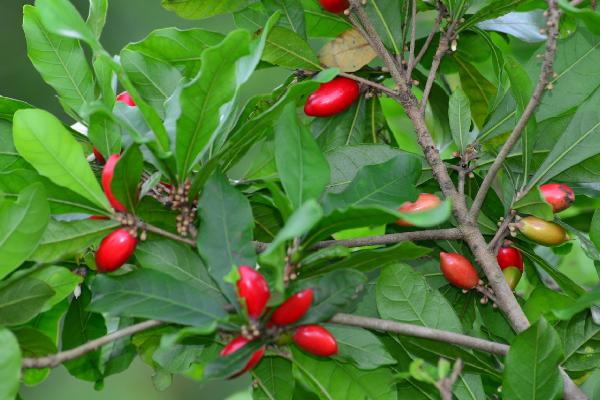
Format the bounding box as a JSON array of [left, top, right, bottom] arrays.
[[396, 193, 442, 227], [293, 325, 338, 357], [502, 267, 522, 291], [304, 77, 360, 117], [517, 216, 569, 246], [220, 336, 265, 377], [540, 183, 575, 213], [318, 0, 350, 13], [93, 147, 105, 164], [496, 246, 523, 272], [439, 252, 480, 290], [89, 215, 109, 220], [116, 91, 136, 106], [95, 229, 137, 272], [270, 289, 314, 326], [102, 154, 127, 212], [237, 266, 270, 319]]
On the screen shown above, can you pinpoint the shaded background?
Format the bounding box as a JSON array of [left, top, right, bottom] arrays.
[[0, 1, 278, 399]]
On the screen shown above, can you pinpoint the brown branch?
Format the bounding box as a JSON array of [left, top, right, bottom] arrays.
[[488, 211, 516, 253], [310, 228, 463, 249], [141, 221, 197, 246], [409, 6, 444, 77], [436, 359, 464, 400], [337, 71, 399, 97], [470, 2, 561, 219], [407, 0, 418, 75], [330, 314, 509, 355], [22, 320, 164, 369]]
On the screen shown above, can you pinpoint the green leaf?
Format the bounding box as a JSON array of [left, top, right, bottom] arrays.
[[263, 0, 306, 38], [555, 311, 600, 372], [302, 0, 351, 38], [253, 356, 294, 400], [321, 155, 420, 214], [448, 89, 474, 152], [62, 286, 106, 382], [503, 318, 563, 400], [161, 0, 249, 19], [364, 0, 402, 55], [136, 239, 220, 294], [292, 348, 397, 400], [30, 219, 119, 263], [36, 0, 101, 50], [126, 28, 224, 78], [552, 289, 600, 320], [22, 6, 95, 116], [325, 145, 405, 193], [455, 56, 496, 127], [443, 0, 470, 19], [396, 199, 453, 228], [26, 265, 83, 311], [0, 277, 55, 326], [460, 0, 523, 31], [87, 111, 122, 163], [313, 96, 368, 153], [15, 326, 57, 386], [263, 26, 321, 70], [512, 187, 554, 221], [0, 328, 21, 400], [90, 269, 227, 327], [376, 263, 463, 332], [197, 171, 256, 306], [275, 103, 330, 209], [120, 48, 182, 118], [558, 0, 600, 35], [86, 0, 108, 38], [591, 209, 600, 253], [0, 96, 32, 121], [0, 183, 49, 279], [111, 145, 143, 213], [326, 325, 396, 370], [297, 269, 367, 324], [13, 109, 110, 210], [204, 339, 263, 379]]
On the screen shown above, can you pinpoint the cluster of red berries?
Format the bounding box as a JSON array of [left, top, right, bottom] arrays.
[[438, 183, 575, 291], [221, 266, 337, 376]]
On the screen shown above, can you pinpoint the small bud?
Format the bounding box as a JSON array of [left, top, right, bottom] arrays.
[[343, 8, 351, 15], [451, 39, 458, 52]]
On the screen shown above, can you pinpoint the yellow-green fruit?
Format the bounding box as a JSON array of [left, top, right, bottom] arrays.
[[517, 216, 568, 246], [502, 267, 522, 290]]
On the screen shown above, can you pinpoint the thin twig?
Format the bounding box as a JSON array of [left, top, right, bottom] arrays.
[[330, 314, 509, 355], [470, 2, 561, 219], [310, 228, 463, 249], [409, 6, 444, 77], [436, 359, 464, 400], [141, 221, 196, 246], [488, 211, 516, 252], [22, 320, 164, 369], [407, 0, 418, 75], [338, 71, 399, 97]]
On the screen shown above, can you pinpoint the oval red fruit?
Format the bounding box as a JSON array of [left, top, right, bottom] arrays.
[[540, 183, 575, 213], [92, 147, 105, 164], [439, 252, 479, 290], [102, 154, 127, 212], [237, 265, 270, 319], [89, 215, 109, 220], [518, 216, 569, 246], [396, 193, 442, 227], [318, 0, 350, 13], [496, 246, 523, 272], [304, 77, 360, 117], [220, 336, 265, 377], [116, 91, 136, 107], [270, 288, 314, 326], [95, 228, 137, 272], [293, 325, 338, 357]]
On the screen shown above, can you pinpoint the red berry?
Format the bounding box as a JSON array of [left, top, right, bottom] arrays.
[[396, 193, 442, 227], [92, 147, 105, 164], [95, 228, 137, 272], [89, 215, 109, 220], [319, 0, 350, 13], [102, 154, 127, 212], [540, 183, 575, 213], [270, 289, 314, 326], [496, 246, 523, 272], [237, 266, 270, 319], [439, 252, 479, 290], [293, 325, 338, 357], [116, 91, 136, 107], [220, 336, 265, 377], [304, 77, 360, 117]]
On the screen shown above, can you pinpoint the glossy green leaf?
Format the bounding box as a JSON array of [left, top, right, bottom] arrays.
[[0, 277, 55, 326], [86, 0, 108, 38], [126, 28, 224, 78], [326, 324, 396, 370], [87, 111, 122, 162], [0, 183, 49, 279], [36, 0, 101, 50], [321, 155, 420, 214], [302, 0, 351, 38], [90, 269, 227, 327], [0, 96, 32, 121], [23, 6, 95, 116], [503, 318, 563, 400], [275, 103, 330, 209], [512, 186, 554, 221], [555, 312, 600, 372], [13, 109, 110, 210], [313, 96, 368, 153], [591, 209, 600, 253], [377, 263, 463, 332], [253, 356, 294, 400], [552, 289, 600, 320], [263, 27, 321, 70], [111, 145, 143, 213], [161, 0, 249, 19], [30, 219, 119, 263], [455, 56, 496, 127], [0, 328, 21, 400], [448, 89, 475, 152], [204, 339, 263, 379], [558, 0, 600, 35], [364, 0, 402, 54], [292, 348, 397, 400], [26, 265, 83, 311], [16, 326, 57, 386], [263, 0, 306, 38], [461, 0, 523, 31]]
